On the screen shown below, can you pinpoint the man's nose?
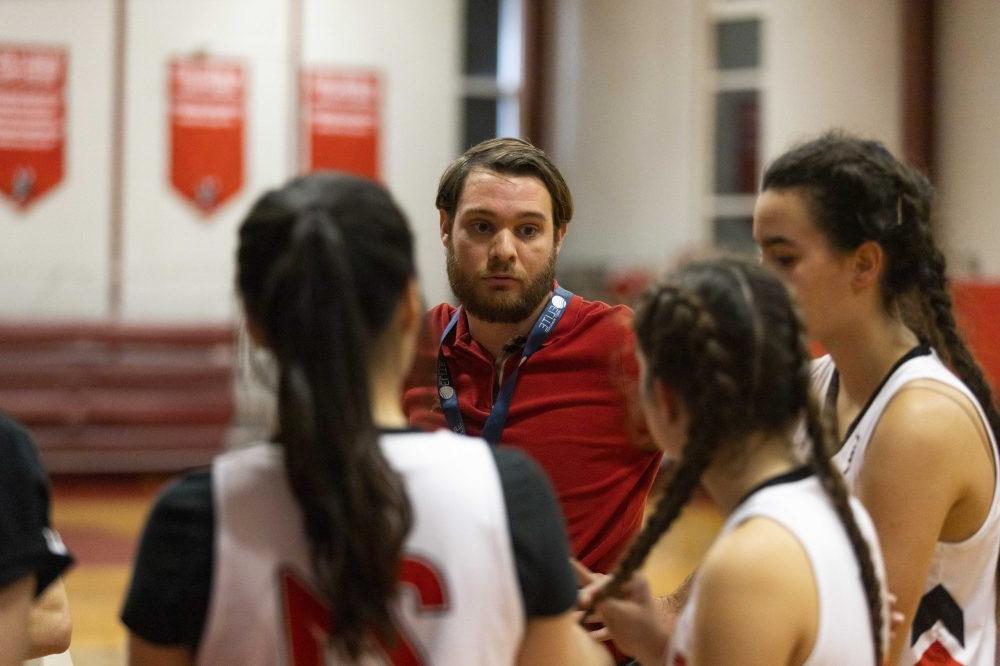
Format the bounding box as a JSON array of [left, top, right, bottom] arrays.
[[489, 229, 517, 263]]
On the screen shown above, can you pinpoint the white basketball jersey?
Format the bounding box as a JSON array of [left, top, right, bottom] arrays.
[[197, 430, 524, 666], [667, 475, 888, 666], [814, 351, 1000, 665]]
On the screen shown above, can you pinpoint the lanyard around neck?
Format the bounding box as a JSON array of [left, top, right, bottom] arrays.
[[436, 286, 574, 445]]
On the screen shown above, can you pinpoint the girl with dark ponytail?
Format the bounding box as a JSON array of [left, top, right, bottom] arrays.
[[754, 131, 1000, 665], [580, 257, 888, 665], [122, 172, 611, 666]]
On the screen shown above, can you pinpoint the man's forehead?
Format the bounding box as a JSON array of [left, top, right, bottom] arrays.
[[456, 169, 552, 214]]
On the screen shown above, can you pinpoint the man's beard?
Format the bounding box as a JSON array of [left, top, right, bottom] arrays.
[[446, 246, 557, 324]]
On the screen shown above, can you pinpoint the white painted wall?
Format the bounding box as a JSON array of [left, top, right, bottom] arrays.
[[0, 0, 461, 321], [545, 0, 903, 277], [546, 0, 706, 272], [0, 0, 115, 319], [303, 0, 461, 310], [765, 0, 902, 161], [122, 0, 290, 322], [936, 0, 1000, 276]]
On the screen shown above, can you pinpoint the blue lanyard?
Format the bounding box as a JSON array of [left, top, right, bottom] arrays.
[[437, 286, 574, 445]]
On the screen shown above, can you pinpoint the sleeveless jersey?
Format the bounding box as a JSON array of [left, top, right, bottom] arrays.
[[197, 430, 524, 666], [667, 474, 888, 666], [814, 351, 1000, 665]]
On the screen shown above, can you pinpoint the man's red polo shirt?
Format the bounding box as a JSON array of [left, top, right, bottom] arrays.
[[403, 294, 663, 573]]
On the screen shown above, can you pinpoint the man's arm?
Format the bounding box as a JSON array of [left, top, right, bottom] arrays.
[[27, 578, 72, 657]]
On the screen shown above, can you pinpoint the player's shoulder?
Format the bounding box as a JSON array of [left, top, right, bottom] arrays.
[[701, 515, 814, 605], [0, 411, 44, 481], [0, 411, 33, 453], [873, 379, 989, 469]]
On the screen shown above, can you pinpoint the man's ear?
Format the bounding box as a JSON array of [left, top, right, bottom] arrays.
[[851, 240, 884, 292], [554, 223, 567, 254], [439, 209, 451, 248]]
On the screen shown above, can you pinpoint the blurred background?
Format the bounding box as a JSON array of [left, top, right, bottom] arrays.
[[1, 0, 999, 664]]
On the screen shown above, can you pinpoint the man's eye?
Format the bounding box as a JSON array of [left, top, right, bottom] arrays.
[[519, 226, 540, 238], [472, 222, 492, 234]]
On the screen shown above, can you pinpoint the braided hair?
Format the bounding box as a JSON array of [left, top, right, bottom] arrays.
[[587, 257, 885, 663], [237, 172, 415, 659], [763, 130, 1000, 613]]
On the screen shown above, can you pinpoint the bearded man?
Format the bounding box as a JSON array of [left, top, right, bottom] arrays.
[[404, 138, 661, 574]]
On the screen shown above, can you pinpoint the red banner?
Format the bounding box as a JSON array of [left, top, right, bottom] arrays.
[[169, 57, 245, 216], [0, 45, 67, 210], [301, 68, 379, 180]]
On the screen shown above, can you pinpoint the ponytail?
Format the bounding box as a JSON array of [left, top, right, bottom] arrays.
[[237, 174, 415, 659]]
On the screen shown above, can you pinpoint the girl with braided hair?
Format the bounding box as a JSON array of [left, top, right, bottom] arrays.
[[754, 131, 1000, 665], [120, 172, 611, 666], [580, 257, 888, 665]]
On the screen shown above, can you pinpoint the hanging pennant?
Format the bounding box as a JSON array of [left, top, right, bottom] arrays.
[[301, 68, 379, 180], [0, 45, 67, 210], [169, 56, 245, 216]]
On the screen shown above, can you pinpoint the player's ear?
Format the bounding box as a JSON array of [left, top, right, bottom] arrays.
[[652, 381, 682, 424]]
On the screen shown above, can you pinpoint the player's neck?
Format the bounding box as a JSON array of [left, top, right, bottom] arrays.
[[372, 386, 409, 429], [823, 314, 920, 411], [370, 375, 408, 429], [700, 432, 800, 514], [466, 292, 551, 359]]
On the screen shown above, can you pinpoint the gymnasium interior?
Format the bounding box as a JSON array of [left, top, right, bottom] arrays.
[[2, 1, 999, 664]]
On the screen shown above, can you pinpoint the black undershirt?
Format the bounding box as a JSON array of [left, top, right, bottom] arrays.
[[120, 438, 576, 651]]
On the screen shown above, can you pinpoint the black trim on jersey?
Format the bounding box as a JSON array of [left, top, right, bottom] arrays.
[[490, 446, 578, 617], [120, 468, 214, 650], [825, 344, 932, 449], [911, 584, 964, 647], [734, 465, 813, 510]]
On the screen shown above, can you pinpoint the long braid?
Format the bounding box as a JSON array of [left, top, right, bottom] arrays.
[[905, 187, 1000, 440], [900, 174, 1000, 615], [589, 282, 742, 607], [789, 307, 885, 664]]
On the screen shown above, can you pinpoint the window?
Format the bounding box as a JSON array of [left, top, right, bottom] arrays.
[[708, 3, 765, 254], [461, 0, 523, 149]]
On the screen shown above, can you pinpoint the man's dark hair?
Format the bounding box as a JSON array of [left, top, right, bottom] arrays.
[[436, 137, 573, 232]]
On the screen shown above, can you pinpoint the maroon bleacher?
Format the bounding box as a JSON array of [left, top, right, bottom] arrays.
[[0, 322, 235, 473]]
